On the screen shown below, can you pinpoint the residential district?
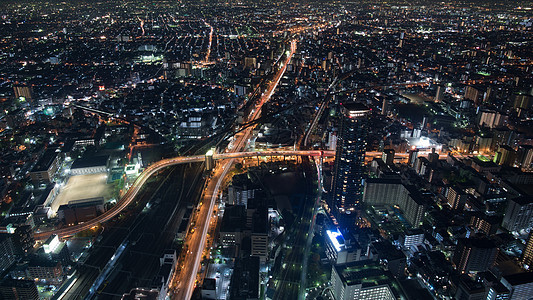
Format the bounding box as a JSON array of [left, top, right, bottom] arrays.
[[0, 0, 532, 300]]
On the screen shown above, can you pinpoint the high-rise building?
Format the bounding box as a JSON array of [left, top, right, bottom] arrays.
[[0, 279, 39, 300], [447, 185, 468, 210], [325, 229, 363, 265], [331, 102, 370, 217], [501, 272, 533, 300], [330, 260, 404, 300], [517, 145, 533, 172], [501, 196, 533, 232], [363, 179, 426, 228], [408, 149, 419, 168], [494, 145, 516, 167], [521, 231, 533, 268], [454, 274, 487, 300], [13, 85, 33, 102], [453, 238, 498, 273], [13, 225, 34, 256], [251, 207, 269, 262], [382, 149, 395, 165], [0, 234, 16, 274], [435, 85, 445, 102]]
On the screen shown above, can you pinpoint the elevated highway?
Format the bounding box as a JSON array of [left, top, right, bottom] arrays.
[[34, 148, 440, 240], [34, 149, 333, 240]]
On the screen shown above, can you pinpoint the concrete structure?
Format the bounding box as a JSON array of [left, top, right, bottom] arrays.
[[0, 234, 16, 274], [30, 149, 61, 185], [229, 256, 260, 300], [517, 145, 533, 171], [205, 149, 215, 171], [0, 278, 39, 300], [154, 250, 177, 300], [330, 260, 402, 300], [501, 196, 533, 232], [70, 155, 109, 175], [219, 205, 246, 246], [447, 185, 468, 211], [326, 230, 364, 264], [325, 229, 363, 265], [57, 197, 105, 226], [382, 149, 395, 165], [363, 178, 426, 228], [400, 229, 425, 249], [251, 207, 269, 262], [521, 231, 533, 269], [501, 272, 533, 300], [331, 102, 370, 217], [453, 238, 498, 273], [27, 259, 63, 284], [201, 278, 216, 300]]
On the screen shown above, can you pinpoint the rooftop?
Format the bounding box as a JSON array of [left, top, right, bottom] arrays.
[[71, 155, 109, 169]]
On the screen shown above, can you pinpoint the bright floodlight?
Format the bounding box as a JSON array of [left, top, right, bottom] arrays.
[[326, 229, 344, 252]]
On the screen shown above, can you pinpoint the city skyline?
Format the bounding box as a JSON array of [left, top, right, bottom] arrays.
[[0, 0, 532, 299]]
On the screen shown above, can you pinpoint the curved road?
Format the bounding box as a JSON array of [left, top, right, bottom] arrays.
[[34, 147, 439, 240], [34, 150, 333, 240]]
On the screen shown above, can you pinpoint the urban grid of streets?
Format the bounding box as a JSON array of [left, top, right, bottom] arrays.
[[2, 1, 532, 300]]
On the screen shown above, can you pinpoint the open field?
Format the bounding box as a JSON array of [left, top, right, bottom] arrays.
[[50, 173, 112, 216]]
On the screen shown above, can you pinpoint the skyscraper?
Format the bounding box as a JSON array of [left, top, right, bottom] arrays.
[[331, 102, 370, 218]]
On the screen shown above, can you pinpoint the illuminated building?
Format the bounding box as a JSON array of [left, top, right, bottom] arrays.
[[40, 235, 70, 266], [363, 179, 426, 228], [27, 259, 63, 284], [70, 155, 109, 175], [447, 185, 468, 211], [331, 102, 370, 218], [501, 272, 533, 300], [455, 274, 487, 300], [517, 145, 533, 172], [408, 149, 419, 168], [325, 229, 363, 265], [399, 229, 425, 249], [13, 85, 33, 102], [12, 225, 34, 256], [521, 231, 533, 269], [0, 234, 16, 274], [494, 145, 516, 167], [453, 238, 498, 273], [382, 149, 395, 165], [29, 149, 61, 185], [330, 260, 403, 300], [0, 279, 39, 300], [501, 196, 533, 232], [469, 212, 501, 236], [219, 205, 246, 246]]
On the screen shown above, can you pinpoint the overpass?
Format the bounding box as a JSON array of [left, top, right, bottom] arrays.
[[33, 150, 335, 240], [33, 147, 441, 240]]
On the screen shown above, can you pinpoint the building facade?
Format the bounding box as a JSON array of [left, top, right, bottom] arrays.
[[331, 103, 370, 217]]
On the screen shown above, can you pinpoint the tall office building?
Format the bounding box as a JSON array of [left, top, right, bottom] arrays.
[[331, 102, 370, 217]]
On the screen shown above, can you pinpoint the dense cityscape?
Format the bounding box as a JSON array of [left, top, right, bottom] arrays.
[[0, 0, 532, 299]]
